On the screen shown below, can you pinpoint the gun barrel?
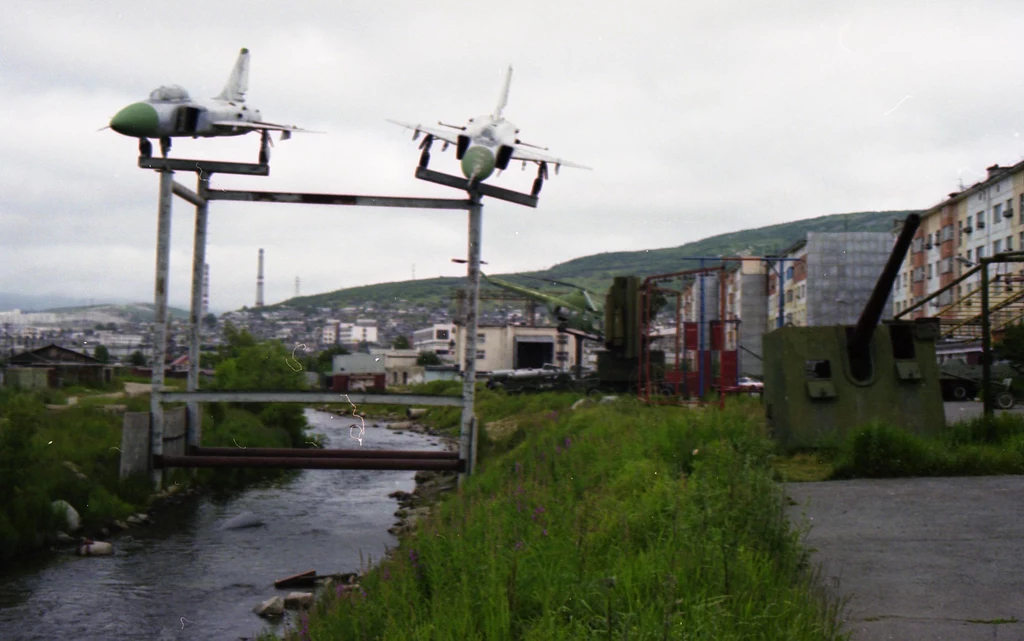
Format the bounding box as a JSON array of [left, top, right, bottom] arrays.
[[849, 213, 921, 354]]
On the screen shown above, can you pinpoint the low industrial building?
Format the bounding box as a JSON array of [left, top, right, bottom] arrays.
[[5, 344, 113, 388], [453, 324, 576, 374]]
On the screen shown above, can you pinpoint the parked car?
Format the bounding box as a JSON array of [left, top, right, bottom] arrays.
[[734, 376, 764, 392]]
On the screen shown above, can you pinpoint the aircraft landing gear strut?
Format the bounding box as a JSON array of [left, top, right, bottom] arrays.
[[259, 130, 272, 165], [531, 161, 548, 197], [159, 137, 172, 158], [418, 134, 434, 169], [139, 138, 153, 158]]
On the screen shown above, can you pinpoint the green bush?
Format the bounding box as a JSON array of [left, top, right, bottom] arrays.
[[832, 423, 937, 478], [830, 417, 1024, 479], [943, 413, 1024, 447]]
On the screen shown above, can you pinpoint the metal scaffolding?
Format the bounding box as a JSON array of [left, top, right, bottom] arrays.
[[897, 250, 1024, 416], [137, 153, 539, 487]]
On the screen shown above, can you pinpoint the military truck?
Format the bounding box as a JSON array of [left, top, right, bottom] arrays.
[[486, 364, 592, 393], [938, 358, 1016, 408]]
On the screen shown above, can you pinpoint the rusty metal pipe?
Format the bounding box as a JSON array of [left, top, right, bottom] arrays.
[[155, 455, 464, 471], [192, 446, 457, 459], [850, 213, 921, 356]]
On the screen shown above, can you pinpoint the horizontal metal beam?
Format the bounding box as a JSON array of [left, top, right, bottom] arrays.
[[206, 189, 473, 210], [193, 446, 457, 459], [415, 167, 538, 208], [172, 181, 206, 206], [155, 454, 463, 472], [155, 390, 462, 406], [138, 156, 270, 176]]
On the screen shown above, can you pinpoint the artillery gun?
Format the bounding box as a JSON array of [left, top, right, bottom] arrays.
[[762, 214, 946, 448]]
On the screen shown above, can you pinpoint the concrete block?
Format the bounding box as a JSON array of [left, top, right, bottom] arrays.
[[164, 407, 187, 458], [119, 412, 150, 480]]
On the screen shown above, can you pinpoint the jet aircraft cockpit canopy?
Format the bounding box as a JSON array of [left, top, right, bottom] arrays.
[[148, 85, 191, 102]]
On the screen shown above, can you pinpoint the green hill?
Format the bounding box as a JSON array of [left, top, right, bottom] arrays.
[[277, 210, 917, 310], [45, 302, 190, 321]]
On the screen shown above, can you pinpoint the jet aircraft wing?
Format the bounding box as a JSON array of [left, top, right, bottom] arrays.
[[211, 120, 316, 133], [386, 119, 460, 145], [511, 146, 592, 171]]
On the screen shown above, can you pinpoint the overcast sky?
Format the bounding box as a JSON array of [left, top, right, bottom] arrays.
[[4, 1, 1024, 312]]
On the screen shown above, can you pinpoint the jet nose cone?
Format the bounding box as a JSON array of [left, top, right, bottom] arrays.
[[109, 102, 159, 137]]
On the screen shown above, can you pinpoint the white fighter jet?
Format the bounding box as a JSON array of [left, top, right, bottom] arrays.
[[388, 66, 590, 195], [107, 48, 310, 161]]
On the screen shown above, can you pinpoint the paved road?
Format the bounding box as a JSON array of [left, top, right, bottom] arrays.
[[787, 476, 1024, 640], [944, 400, 1024, 423]]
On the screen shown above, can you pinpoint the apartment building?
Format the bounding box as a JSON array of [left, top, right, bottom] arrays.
[[723, 260, 768, 376], [769, 232, 896, 330], [895, 162, 1024, 324]]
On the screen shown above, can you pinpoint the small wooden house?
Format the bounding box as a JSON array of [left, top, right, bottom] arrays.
[[7, 344, 113, 388]]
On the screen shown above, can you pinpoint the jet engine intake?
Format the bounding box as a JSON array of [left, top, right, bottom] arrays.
[[495, 145, 514, 170], [456, 135, 470, 160]]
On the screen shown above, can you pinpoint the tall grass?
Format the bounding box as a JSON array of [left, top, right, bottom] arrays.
[[273, 398, 846, 640], [832, 414, 1024, 478]]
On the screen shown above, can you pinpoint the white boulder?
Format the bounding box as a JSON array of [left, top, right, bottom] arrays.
[[51, 500, 81, 532], [221, 511, 264, 530], [77, 540, 113, 556], [284, 592, 315, 610], [125, 513, 150, 526], [570, 398, 592, 410], [253, 596, 285, 618]]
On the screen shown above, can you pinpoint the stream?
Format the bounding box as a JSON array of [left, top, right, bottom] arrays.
[[0, 409, 447, 640]]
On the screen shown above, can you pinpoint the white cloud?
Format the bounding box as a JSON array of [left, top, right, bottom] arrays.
[[4, 0, 1024, 311]]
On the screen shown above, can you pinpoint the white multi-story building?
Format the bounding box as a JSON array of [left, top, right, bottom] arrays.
[[339, 322, 378, 345], [321, 320, 339, 345], [413, 323, 457, 361]]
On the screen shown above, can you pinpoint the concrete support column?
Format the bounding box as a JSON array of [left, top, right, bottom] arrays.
[[186, 174, 210, 449], [150, 169, 174, 488], [459, 194, 483, 483]]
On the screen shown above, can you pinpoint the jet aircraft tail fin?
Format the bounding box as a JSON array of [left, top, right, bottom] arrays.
[[493, 66, 513, 119], [216, 48, 250, 103]]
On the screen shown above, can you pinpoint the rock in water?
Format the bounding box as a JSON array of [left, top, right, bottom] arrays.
[[77, 540, 113, 556], [284, 592, 315, 610], [252, 596, 285, 618], [51, 500, 81, 532], [221, 511, 265, 530]]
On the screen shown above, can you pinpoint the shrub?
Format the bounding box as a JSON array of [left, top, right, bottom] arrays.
[[832, 423, 937, 478]]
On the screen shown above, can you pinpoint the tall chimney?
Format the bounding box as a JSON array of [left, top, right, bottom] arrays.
[[202, 263, 210, 318], [295, 276, 300, 297], [256, 249, 265, 307]]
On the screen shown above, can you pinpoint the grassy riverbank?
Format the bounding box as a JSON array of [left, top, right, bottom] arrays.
[[271, 395, 845, 640], [0, 360, 316, 570]]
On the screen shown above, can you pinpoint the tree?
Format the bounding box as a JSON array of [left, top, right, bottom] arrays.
[[202, 313, 218, 329], [210, 338, 310, 447], [213, 341, 307, 392], [93, 344, 110, 363], [417, 350, 442, 366], [218, 321, 257, 361], [129, 350, 147, 367], [392, 335, 411, 349], [316, 345, 351, 373], [995, 324, 1024, 374]]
